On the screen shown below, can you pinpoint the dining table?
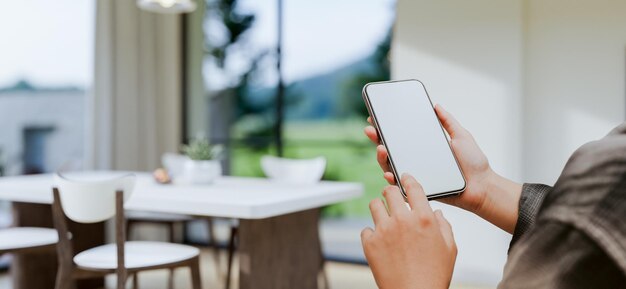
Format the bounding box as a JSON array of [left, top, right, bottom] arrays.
[[0, 171, 363, 289]]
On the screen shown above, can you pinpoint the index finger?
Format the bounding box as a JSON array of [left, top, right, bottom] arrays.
[[383, 185, 410, 216], [401, 174, 433, 215]]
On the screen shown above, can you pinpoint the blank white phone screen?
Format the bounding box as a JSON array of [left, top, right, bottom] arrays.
[[365, 80, 465, 197]]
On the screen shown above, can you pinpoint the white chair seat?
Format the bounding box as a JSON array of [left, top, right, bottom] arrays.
[[125, 210, 192, 222], [74, 241, 199, 270], [0, 227, 58, 252]]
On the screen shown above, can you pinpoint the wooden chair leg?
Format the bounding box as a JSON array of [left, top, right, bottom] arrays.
[[133, 272, 139, 289], [206, 218, 222, 280], [54, 265, 75, 289], [206, 218, 217, 247], [166, 223, 177, 289], [190, 257, 202, 289], [225, 226, 237, 289], [117, 274, 126, 289], [168, 268, 175, 289]]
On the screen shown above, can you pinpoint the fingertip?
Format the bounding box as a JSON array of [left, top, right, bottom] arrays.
[[360, 227, 374, 241], [400, 173, 416, 185], [383, 185, 400, 196], [434, 103, 444, 115], [377, 145, 387, 154], [384, 172, 395, 183]]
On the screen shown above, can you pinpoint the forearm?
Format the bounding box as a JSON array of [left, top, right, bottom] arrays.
[[475, 169, 523, 234]]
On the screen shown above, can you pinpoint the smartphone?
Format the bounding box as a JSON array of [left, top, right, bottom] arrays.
[[362, 79, 466, 200]]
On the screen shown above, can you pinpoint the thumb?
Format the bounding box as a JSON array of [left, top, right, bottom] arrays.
[[435, 104, 467, 139], [434, 210, 456, 250]]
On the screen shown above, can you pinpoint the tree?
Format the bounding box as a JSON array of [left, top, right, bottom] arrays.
[[204, 0, 276, 149], [341, 29, 392, 117]]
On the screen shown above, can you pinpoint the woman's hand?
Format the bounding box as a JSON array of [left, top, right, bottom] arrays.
[[364, 104, 523, 233], [361, 174, 457, 289]]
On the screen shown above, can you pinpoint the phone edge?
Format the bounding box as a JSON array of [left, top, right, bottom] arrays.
[[362, 79, 467, 200]]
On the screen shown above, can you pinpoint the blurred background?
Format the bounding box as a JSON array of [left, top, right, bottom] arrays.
[[0, 0, 625, 288]]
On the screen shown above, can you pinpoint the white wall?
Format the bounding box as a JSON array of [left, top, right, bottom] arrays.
[[393, 0, 524, 182], [393, 0, 524, 285], [393, 0, 626, 286], [524, 0, 626, 184]]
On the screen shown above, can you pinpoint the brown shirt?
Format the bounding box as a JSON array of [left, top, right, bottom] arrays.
[[499, 123, 626, 288]]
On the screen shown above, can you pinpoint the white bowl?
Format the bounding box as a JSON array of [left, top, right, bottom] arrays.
[[260, 156, 326, 184]]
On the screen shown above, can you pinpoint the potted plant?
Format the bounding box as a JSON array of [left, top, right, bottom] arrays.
[[182, 138, 223, 184]]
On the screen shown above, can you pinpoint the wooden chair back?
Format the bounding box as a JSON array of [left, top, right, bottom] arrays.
[[52, 173, 135, 289]]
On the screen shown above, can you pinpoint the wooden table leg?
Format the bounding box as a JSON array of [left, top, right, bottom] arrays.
[[238, 208, 322, 289], [11, 202, 105, 289]]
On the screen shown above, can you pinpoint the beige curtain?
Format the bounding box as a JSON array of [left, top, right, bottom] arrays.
[[89, 0, 182, 170]]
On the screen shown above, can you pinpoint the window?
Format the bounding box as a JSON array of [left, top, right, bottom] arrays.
[[191, 0, 395, 217], [0, 1, 95, 176], [0, 1, 95, 238]]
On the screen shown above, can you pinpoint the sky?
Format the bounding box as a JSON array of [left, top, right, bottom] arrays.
[[0, 0, 95, 88], [0, 0, 394, 89], [241, 0, 396, 83], [206, 0, 396, 88]]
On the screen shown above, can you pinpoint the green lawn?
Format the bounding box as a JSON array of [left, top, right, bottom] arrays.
[[231, 119, 387, 217]]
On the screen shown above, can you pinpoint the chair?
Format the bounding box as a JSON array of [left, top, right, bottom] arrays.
[[52, 173, 202, 289], [128, 154, 219, 251], [126, 153, 221, 286], [224, 156, 329, 289], [0, 227, 57, 255]]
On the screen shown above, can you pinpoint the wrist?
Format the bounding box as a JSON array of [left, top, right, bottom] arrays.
[[476, 169, 522, 234]]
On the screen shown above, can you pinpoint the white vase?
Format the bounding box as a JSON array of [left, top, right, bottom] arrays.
[[183, 159, 222, 184]]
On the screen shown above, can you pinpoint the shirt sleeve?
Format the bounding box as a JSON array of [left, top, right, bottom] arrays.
[[510, 183, 552, 248], [499, 222, 625, 289]]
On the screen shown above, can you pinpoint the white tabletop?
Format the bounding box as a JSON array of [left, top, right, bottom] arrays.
[[0, 172, 363, 219]]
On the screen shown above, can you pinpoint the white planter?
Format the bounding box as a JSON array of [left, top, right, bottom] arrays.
[[183, 159, 222, 184]]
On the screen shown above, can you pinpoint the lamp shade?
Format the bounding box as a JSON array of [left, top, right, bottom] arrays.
[[137, 0, 197, 14]]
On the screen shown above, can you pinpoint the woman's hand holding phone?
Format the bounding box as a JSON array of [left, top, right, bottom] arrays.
[[364, 104, 523, 234]]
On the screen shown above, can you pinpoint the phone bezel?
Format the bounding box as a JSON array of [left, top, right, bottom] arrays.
[[362, 79, 466, 200]]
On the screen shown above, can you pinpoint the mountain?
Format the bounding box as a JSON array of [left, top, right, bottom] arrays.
[[286, 55, 380, 119], [0, 80, 83, 95], [244, 53, 382, 120]]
